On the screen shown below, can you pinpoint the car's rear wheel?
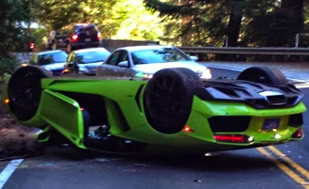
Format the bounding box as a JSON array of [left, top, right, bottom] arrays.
[[143, 68, 202, 134], [8, 66, 51, 121], [237, 66, 288, 86]]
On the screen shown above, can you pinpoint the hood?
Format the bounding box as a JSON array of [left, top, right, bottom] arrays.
[[79, 62, 103, 74], [42, 62, 65, 70], [133, 61, 206, 74], [81, 62, 103, 68]]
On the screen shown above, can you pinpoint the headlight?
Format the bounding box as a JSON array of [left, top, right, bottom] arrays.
[[134, 72, 153, 80], [199, 67, 212, 79], [79, 67, 88, 73], [43, 67, 53, 75]]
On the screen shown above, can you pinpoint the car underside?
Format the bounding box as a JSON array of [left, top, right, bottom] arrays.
[[1, 66, 306, 155]]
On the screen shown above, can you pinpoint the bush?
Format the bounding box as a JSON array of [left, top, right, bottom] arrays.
[[31, 28, 48, 51], [0, 56, 18, 80]]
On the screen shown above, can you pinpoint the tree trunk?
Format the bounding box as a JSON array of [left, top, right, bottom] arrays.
[[226, 0, 245, 47], [281, 0, 304, 33]]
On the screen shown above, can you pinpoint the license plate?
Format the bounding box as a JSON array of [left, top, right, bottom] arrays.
[[85, 38, 91, 42], [262, 118, 280, 131]]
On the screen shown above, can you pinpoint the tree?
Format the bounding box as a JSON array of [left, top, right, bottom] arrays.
[[34, 0, 128, 38], [226, 0, 246, 47], [144, 0, 246, 46], [0, 0, 33, 55], [0, 0, 34, 78], [244, 0, 304, 47], [112, 0, 163, 41]]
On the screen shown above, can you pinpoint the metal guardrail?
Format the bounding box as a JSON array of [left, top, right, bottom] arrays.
[[180, 47, 309, 56]]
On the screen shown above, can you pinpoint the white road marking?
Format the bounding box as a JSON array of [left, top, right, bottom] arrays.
[[0, 159, 23, 189]]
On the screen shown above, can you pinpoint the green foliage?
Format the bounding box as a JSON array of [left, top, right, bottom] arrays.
[[0, 0, 33, 55], [34, 0, 129, 38], [31, 27, 49, 51], [0, 57, 19, 79], [244, 0, 304, 47], [145, 0, 307, 47], [144, 0, 231, 46], [112, 0, 163, 40]]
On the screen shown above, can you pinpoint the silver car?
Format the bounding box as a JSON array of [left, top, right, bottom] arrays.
[[29, 50, 68, 76], [96, 46, 212, 79], [63, 47, 110, 75]]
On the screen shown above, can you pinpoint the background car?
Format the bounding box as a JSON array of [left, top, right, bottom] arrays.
[[47, 23, 102, 52], [96, 45, 212, 79], [63, 47, 110, 75], [29, 50, 68, 76]]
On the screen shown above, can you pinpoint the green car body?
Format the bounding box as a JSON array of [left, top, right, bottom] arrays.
[[1, 66, 306, 155]]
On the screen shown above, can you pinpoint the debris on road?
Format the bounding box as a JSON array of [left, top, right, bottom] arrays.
[[194, 179, 202, 183], [0, 101, 44, 161]]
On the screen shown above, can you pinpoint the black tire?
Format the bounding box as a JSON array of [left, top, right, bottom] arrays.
[[237, 66, 288, 86], [8, 66, 51, 121], [143, 68, 202, 134]]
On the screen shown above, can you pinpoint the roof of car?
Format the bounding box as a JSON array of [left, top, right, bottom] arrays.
[[115, 45, 175, 52], [72, 47, 109, 54], [37, 50, 67, 55], [74, 23, 95, 28]]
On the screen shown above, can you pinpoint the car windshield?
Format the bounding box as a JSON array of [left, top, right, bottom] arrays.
[[38, 51, 67, 65], [76, 50, 110, 64], [131, 48, 190, 65]]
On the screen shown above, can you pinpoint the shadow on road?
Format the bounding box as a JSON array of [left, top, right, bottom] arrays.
[[36, 144, 273, 173]]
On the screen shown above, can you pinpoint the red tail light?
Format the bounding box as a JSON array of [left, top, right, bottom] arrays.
[[71, 34, 79, 42], [29, 42, 35, 49], [97, 32, 102, 40], [292, 128, 303, 139], [214, 134, 249, 143]]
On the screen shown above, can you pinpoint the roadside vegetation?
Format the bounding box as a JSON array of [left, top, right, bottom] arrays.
[[1, 0, 309, 76]]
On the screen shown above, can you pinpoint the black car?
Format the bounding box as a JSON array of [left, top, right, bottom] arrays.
[[47, 24, 102, 52]]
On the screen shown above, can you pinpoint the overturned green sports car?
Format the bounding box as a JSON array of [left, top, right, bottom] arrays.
[[1, 65, 306, 154]]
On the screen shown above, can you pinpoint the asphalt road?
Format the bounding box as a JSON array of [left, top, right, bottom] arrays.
[[0, 67, 309, 189]]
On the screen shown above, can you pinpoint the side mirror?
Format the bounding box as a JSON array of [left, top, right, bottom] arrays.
[[118, 60, 129, 68], [190, 56, 199, 61]]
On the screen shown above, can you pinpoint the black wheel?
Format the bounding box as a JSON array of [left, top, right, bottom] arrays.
[[237, 66, 288, 86], [143, 68, 202, 134], [8, 66, 51, 121]]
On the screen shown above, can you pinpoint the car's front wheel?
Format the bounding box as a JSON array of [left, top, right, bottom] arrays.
[[143, 68, 202, 134], [8, 66, 51, 121]]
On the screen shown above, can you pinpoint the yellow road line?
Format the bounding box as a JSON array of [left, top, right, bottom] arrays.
[[268, 146, 309, 180], [256, 147, 309, 189]]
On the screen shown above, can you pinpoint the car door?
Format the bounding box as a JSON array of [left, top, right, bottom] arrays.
[[99, 50, 131, 77]]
